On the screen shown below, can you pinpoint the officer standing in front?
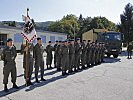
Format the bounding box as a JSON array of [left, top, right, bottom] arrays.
[[33, 37, 46, 83], [1, 38, 19, 92]]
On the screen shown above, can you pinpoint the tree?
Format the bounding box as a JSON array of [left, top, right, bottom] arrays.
[[120, 3, 133, 43], [48, 14, 79, 39]]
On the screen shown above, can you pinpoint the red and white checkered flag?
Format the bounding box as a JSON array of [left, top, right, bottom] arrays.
[[21, 15, 37, 43]]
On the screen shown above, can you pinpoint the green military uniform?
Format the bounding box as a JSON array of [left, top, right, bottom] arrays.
[[2, 46, 17, 85], [23, 43, 34, 85], [54, 42, 58, 68], [56, 42, 62, 71], [33, 42, 45, 82], [81, 42, 87, 69], [46, 43, 53, 69], [90, 43, 95, 66], [75, 40, 82, 71], [60, 42, 69, 75], [1, 38, 19, 92], [127, 43, 133, 59], [86, 41, 91, 67], [68, 41, 75, 73], [101, 43, 105, 62]]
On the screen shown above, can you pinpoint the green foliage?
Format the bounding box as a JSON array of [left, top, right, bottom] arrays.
[[119, 3, 133, 43], [48, 14, 79, 38], [8, 21, 16, 27], [48, 14, 117, 38]]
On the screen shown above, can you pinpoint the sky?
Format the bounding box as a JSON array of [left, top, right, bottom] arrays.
[[0, 0, 132, 24]]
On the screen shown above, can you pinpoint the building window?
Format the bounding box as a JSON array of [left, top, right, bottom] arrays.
[[14, 33, 23, 43], [50, 36, 55, 42], [40, 35, 46, 43], [58, 37, 63, 41], [0, 34, 7, 46]]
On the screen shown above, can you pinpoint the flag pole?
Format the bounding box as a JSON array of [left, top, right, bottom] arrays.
[[25, 8, 29, 86]]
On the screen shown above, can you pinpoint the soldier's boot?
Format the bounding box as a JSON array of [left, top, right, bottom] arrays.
[[74, 68, 77, 72], [28, 78, 33, 85], [41, 77, 46, 81], [62, 71, 66, 76], [36, 78, 40, 83], [54, 64, 56, 68], [4, 84, 8, 92], [57, 68, 61, 71], [82, 65, 85, 70], [68, 70, 72, 74], [47, 65, 49, 69], [87, 64, 90, 68], [49, 65, 53, 69], [13, 83, 19, 89]]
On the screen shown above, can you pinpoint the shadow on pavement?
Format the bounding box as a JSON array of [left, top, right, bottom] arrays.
[[25, 75, 67, 92], [103, 57, 121, 63], [0, 84, 25, 97], [0, 70, 67, 98]]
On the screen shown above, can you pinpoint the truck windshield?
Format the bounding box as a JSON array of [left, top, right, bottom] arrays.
[[105, 33, 121, 41]]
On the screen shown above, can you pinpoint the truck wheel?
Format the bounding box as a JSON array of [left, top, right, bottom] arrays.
[[107, 54, 111, 58], [113, 54, 118, 58]]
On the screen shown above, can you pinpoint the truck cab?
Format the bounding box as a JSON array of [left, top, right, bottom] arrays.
[[98, 32, 123, 58]]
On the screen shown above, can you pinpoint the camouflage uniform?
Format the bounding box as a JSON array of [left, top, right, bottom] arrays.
[[23, 43, 34, 84], [33, 43, 45, 81], [127, 43, 133, 59], [56, 43, 62, 71], [46, 44, 53, 69], [68, 42, 75, 73], [1, 46, 17, 85], [60, 42, 69, 75], [75, 41, 82, 71], [54, 42, 58, 68], [81, 42, 87, 69]]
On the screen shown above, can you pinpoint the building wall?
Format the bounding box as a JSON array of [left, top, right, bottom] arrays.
[[0, 27, 67, 50]]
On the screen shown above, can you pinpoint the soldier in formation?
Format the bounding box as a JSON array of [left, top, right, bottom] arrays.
[[33, 37, 46, 83], [23, 43, 34, 86], [1, 37, 106, 92], [127, 42, 133, 59], [46, 41, 53, 69], [1, 38, 19, 92]]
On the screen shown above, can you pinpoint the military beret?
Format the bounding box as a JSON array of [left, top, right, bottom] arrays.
[[7, 38, 13, 42], [88, 40, 91, 42], [37, 37, 41, 40], [49, 41, 51, 43], [64, 40, 67, 42], [59, 41, 62, 43], [70, 39, 74, 41], [76, 38, 80, 40]]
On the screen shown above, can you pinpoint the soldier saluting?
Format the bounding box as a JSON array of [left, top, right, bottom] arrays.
[[1, 38, 19, 92], [33, 37, 46, 83]]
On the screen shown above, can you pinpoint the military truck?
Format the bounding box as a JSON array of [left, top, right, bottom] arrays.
[[97, 32, 123, 58]]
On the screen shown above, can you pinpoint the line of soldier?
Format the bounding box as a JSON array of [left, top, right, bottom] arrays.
[[53, 38, 105, 76], [1, 37, 105, 92]]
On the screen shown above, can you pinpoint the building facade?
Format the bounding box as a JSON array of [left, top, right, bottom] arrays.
[[0, 26, 67, 50]]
